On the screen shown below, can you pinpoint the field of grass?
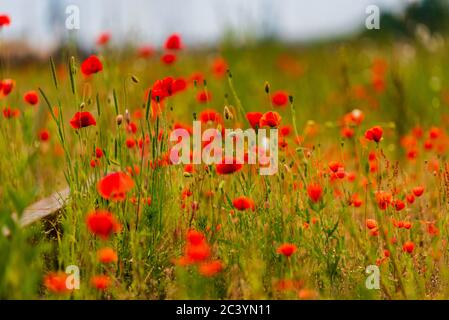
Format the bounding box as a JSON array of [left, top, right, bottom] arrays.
[[2, 30, 449, 300]]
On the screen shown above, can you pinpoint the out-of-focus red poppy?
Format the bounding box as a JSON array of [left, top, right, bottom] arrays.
[[164, 33, 183, 50], [39, 129, 50, 142], [212, 57, 228, 78], [277, 243, 297, 257], [2, 107, 20, 119], [365, 126, 383, 143], [24, 91, 39, 105], [196, 90, 211, 103], [81, 55, 103, 76], [69, 111, 96, 129], [307, 183, 323, 203], [0, 79, 15, 96], [96, 32, 110, 46], [97, 172, 135, 201], [138, 45, 154, 58], [402, 241, 414, 254], [43, 272, 70, 294], [0, 14, 11, 28], [215, 156, 243, 175], [272, 91, 289, 107], [97, 247, 118, 263], [173, 78, 188, 93], [259, 111, 281, 128], [86, 210, 121, 240], [199, 260, 223, 277], [232, 196, 255, 211], [91, 275, 111, 290], [161, 53, 176, 65], [151, 77, 174, 101], [412, 186, 424, 197]]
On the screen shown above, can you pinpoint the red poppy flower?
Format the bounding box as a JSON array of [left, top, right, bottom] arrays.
[[259, 111, 281, 128], [187, 230, 206, 245], [81, 55, 103, 76], [43, 272, 69, 293], [96, 32, 110, 46], [164, 33, 183, 50], [199, 260, 223, 277], [138, 45, 154, 58], [39, 129, 50, 141], [0, 79, 15, 96], [244, 112, 262, 130], [402, 241, 414, 254], [272, 91, 289, 107], [199, 109, 222, 124], [0, 15, 11, 28], [97, 172, 134, 201], [412, 186, 424, 197], [215, 156, 243, 175], [24, 91, 39, 105], [212, 57, 228, 78], [277, 243, 297, 257], [186, 242, 210, 263], [2, 107, 20, 119], [69, 111, 96, 129], [97, 247, 118, 263], [86, 210, 121, 240], [366, 219, 377, 230], [161, 53, 176, 65], [173, 78, 187, 93], [307, 183, 323, 203], [196, 90, 211, 103], [365, 126, 383, 143], [394, 199, 405, 211], [91, 275, 111, 290], [95, 147, 103, 158], [232, 196, 255, 211], [151, 77, 174, 101]]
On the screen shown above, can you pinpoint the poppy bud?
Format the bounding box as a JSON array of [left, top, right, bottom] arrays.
[[116, 114, 123, 126], [264, 82, 270, 94], [131, 75, 139, 83]]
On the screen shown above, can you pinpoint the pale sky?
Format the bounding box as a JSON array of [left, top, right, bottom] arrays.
[[0, 0, 407, 49]]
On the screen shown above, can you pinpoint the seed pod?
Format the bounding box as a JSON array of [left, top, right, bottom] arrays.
[[131, 75, 139, 83], [116, 114, 123, 126], [224, 106, 233, 121], [125, 109, 131, 124]]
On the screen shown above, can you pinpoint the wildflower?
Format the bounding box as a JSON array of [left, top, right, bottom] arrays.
[[272, 91, 289, 107], [215, 157, 243, 175], [307, 183, 323, 203], [0, 79, 15, 96], [298, 289, 318, 300], [212, 57, 227, 78], [39, 129, 50, 142], [246, 112, 263, 129], [394, 199, 405, 211], [24, 91, 39, 105], [199, 260, 223, 277], [95, 147, 103, 158], [196, 90, 211, 103], [97, 247, 118, 263], [277, 243, 297, 257], [69, 111, 96, 129], [0, 14, 11, 28], [406, 194, 415, 204], [402, 241, 415, 254], [187, 230, 205, 245], [161, 53, 176, 65], [232, 196, 255, 211], [259, 111, 281, 128], [81, 55, 103, 76], [126, 138, 136, 149], [43, 272, 69, 293], [2, 107, 20, 119], [365, 126, 383, 143], [412, 186, 424, 197], [96, 32, 110, 46], [164, 33, 183, 50], [97, 172, 135, 201], [366, 219, 377, 230], [91, 275, 111, 290], [151, 77, 174, 101], [138, 45, 154, 58], [199, 109, 222, 124], [86, 210, 121, 240]]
